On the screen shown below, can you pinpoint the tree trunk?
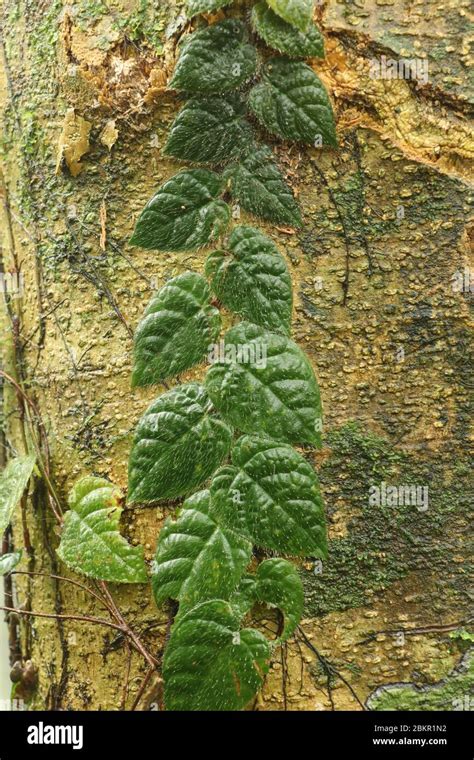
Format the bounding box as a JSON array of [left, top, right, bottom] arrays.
[[1, 0, 472, 711]]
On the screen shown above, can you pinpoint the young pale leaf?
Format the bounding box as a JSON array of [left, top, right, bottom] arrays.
[[163, 599, 270, 710], [0, 551, 22, 576], [128, 384, 232, 505], [225, 145, 301, 226], [249, 57, 337, 147], [186, 0, 233, 18], [164, 95, 254, 165], [0, 455, 35, 535], [152, 490, 252, 615], [266, 0, 313, 32], [252, 3, 324, 58], [132, 272, 220, 387], [205, 226, 292, 333], [129, 170, 230, 252], [254, 558, 304, 640], [205, 321, 322, 445], [170, 20, 257, 94], [57, 478, 147, 584], [210, 435, 327, 557]]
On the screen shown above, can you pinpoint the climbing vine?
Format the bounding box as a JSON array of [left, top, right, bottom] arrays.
[[125, 0, 334, 710], [0, 0, 336, 710]]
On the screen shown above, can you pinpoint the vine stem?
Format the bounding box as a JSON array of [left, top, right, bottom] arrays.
[[0, 369, 63, 521], [297, 625, 367, 711], [98, 581, 160, 670]]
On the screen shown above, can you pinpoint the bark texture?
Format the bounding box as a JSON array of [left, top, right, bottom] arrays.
[[0, 0, 472, 710]]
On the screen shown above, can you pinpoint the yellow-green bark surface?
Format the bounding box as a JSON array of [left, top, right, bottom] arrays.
[[0, 0, 472, 710]]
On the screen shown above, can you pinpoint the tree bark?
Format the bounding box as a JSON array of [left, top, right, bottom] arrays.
[[0, 0, 472, 710]]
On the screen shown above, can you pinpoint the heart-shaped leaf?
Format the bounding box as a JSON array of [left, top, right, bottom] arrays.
[[230, 559, 303, 640], [266, 0, 313, 32], [225, 146, 301, 226], [252, 3, 324, 58], [210, 435, 327, 557], [0, 551, 22, 575], [253, 558, 304, 640], [152, 490, 252, 615], [0, 455, 35, 535], [205, 226, 292, 333], [163, 599, 270, 710], [132, 272, 220, 387], [57, 478, 147, 583], [249, 57, 337, 147], [186, 0, 233, 17], [128, 384, 233, 504], [205, 321, 321, 445], [164, 95, 254, 166], [170, 20, 257, 94], [130, 170, 230, 252]]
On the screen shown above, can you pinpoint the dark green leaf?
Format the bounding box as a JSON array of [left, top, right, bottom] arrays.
[[170, 20, 257, 94], [0, 551, 22, 575], [152, 490, 252, 614], [252, 3, 324, 58], [186, 0, 233, 17], [57, 478, 148, 583], [210, 435, 327, 556], [0, 455, 35, 535], [267, 0, 313, 32], [130, 170, 230, 252], [254, 558, 303, 640], [128, 384, 233, 504], [163, 599, 270, 710], [164, 95, 254, 165], [225, 145, 301, 226], [132, 272, 220, 387], [249, 57, 337, 147], [205, 321, 322, 444], [205, 226, 292, 333], [230, 575, 258, 618]]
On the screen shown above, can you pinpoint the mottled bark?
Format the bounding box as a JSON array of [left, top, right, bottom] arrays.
[[0, 0, 472, 710]]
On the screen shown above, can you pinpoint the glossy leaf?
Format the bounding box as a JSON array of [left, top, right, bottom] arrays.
[[129, 170, 230, 252], [205, 226, 292, 333], [132, 272, 220, 387], [164, 95, 254, 165], [267, 0, 313, 32], [254, 558, 304, 640], [163, 599, 270, 710], [152, 490, 252, 614], [230, 575, 258, 618], [210, 435, 327, 557], [186, 0, 233, 18], [128, 384, 232, 504], [225, 146, 301, 226], [252, 3, 324, 58], [205, 321, 322, 445], [170, 20, 257, 94], [229, 559, 304, 640], [0, 551, 22, 575], [0, 455, 35, 535], [57, 478, 147, 584], [249, 57, 337, 147]]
